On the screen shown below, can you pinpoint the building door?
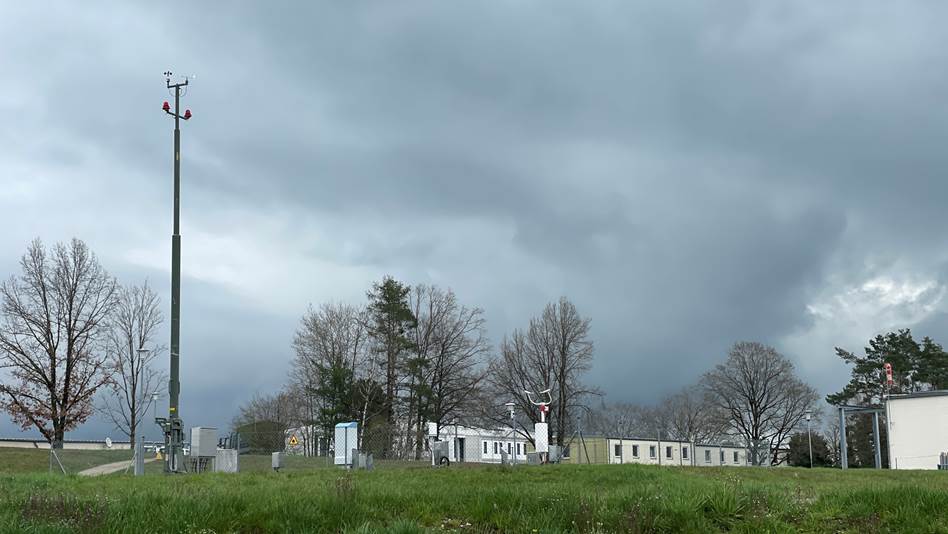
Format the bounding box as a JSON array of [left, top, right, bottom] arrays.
[[456, 438, 465, 462]]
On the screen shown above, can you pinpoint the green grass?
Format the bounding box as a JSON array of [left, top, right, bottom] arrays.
[[0, 447, 134, 475], [0, 458, 946, 533]]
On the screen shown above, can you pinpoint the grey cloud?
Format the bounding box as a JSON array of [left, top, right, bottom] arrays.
[[1, 2, 946, 438]]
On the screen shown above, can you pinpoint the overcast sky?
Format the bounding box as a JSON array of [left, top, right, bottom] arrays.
[[2, 2, 948, 441]]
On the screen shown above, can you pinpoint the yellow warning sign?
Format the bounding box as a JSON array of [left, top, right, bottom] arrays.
[[288, 435, 299, 446]]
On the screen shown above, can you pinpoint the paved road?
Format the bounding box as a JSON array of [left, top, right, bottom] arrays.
[[78, 458, 158, 476]]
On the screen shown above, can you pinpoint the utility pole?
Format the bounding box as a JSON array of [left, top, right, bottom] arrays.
[[805, 410, 813, 468], [156, 70, 192, 473]]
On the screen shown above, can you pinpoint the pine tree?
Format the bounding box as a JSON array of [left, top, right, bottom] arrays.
[[365, 277, 417, 457], [826, 329, 947, 406]]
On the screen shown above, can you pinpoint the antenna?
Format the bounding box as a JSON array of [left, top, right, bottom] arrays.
[[524, 389, 552, 408], [156, 68, 194, 474]]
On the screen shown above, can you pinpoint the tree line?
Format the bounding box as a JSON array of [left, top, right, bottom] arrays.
[[234, 277, 599, 458], [586, 342, 820, 466], [0, 238, 164, 448], [5, 237, 944, 466]]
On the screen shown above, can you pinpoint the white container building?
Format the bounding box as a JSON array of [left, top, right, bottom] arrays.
[[886, 390, 948, 470]]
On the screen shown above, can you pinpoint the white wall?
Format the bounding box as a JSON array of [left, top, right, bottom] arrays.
[[693, 445, 747, 467], [887, 393, 948, 470], [432, 424, 528, 464], [607, 439, 747, 467]]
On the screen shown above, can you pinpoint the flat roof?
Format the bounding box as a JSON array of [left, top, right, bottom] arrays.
[[888, 389, 948, 401]]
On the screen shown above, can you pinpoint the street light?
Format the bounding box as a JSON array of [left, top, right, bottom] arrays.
[[157, 70, 193, 474], [150, 391, 160, 426], [505, 402, 516, 466], [805, 410, 813, 468], [136, 348, 159, 432]]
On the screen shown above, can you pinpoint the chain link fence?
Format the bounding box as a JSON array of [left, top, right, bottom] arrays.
[[230, 422, 443, 470], [46, 443, 151, 476]]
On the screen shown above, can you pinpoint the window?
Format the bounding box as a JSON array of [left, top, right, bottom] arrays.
[[493, 442, 498, 454], [517, 443, 521, 455], [733, 451, 739, 464], [665, 446, 673, 459], [507, 443, 512, 454], [483, 442, 488, 454], [562, 445, 571, 458], [705, 450, 711, 463], [649, 446, 656, 458], [720, 450, 725, 463], [614, 444, 621, 456], [682, 446, 689, 460], [632, 445, 639, 457]]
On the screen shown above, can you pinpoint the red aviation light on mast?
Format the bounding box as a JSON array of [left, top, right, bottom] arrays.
[[884, 362, 893, 386], [183, 109, 192, 120], [162, 101, 170, 111]]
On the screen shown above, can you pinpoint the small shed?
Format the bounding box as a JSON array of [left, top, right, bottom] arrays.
[[887, 390, 948, 470]]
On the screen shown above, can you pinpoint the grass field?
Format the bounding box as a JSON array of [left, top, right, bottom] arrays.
[[0, 449, 946, 533], [0, 447, 134, 475]]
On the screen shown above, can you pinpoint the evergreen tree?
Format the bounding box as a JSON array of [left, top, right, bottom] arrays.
[[366, 277, 417, 456], [917, 336, 948, 390], [787, 431, 832, 467], [312, 360, 357, 432], [827, 329, 948, 406]]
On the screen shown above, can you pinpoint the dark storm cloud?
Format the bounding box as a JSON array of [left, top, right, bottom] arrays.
[[2, 2, 948, 438]]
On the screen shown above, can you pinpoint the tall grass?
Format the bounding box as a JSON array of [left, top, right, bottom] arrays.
[[0, 463, 945, 532]]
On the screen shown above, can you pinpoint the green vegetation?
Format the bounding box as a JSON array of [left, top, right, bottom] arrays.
[[0, 447, 133, 475], [0, 452, 946, 533]]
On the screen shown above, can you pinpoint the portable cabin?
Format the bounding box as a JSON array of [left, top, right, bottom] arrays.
[[886, 390, 948, 470]]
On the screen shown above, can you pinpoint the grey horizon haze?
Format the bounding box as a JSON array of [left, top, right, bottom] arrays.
[[2, 2, 948, 440]]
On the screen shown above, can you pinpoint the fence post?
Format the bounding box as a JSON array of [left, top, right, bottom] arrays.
[[839, 407, 848, 470], [134, 435, 145, 476], [872, 411, 882, 469]]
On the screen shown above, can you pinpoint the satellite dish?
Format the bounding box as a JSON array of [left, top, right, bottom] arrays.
[[105, 437, 113, 449]]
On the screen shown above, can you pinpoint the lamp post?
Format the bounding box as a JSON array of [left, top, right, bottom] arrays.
[[505, 402, 516, 466], [135, 347, 156, 447], [156, 70, 192, 473], [151, 391, 160, 427], [805, 410, 813, 468]]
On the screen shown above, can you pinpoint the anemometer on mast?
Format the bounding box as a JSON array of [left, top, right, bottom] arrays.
[[524, 388, 552, 463]]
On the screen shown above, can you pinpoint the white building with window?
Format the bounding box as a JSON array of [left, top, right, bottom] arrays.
[[427, 423, 529, 464], [602, 438, 747, 467], [423, 423, 752, 468]]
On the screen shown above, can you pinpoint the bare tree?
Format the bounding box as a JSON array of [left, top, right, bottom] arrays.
[[662, 387, 728, 445], [407, 285, 489, 454], [0, 238, 117, 446], [826, 416, 841, 467], [702, 342, 819, 465], [232, 390, 297, 452], [290, 303, 369, 436], [586, 401, 648, 438], [633, 404, 673, 441], [99, 281, 166, 448], [488, 297, 597, 445]]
